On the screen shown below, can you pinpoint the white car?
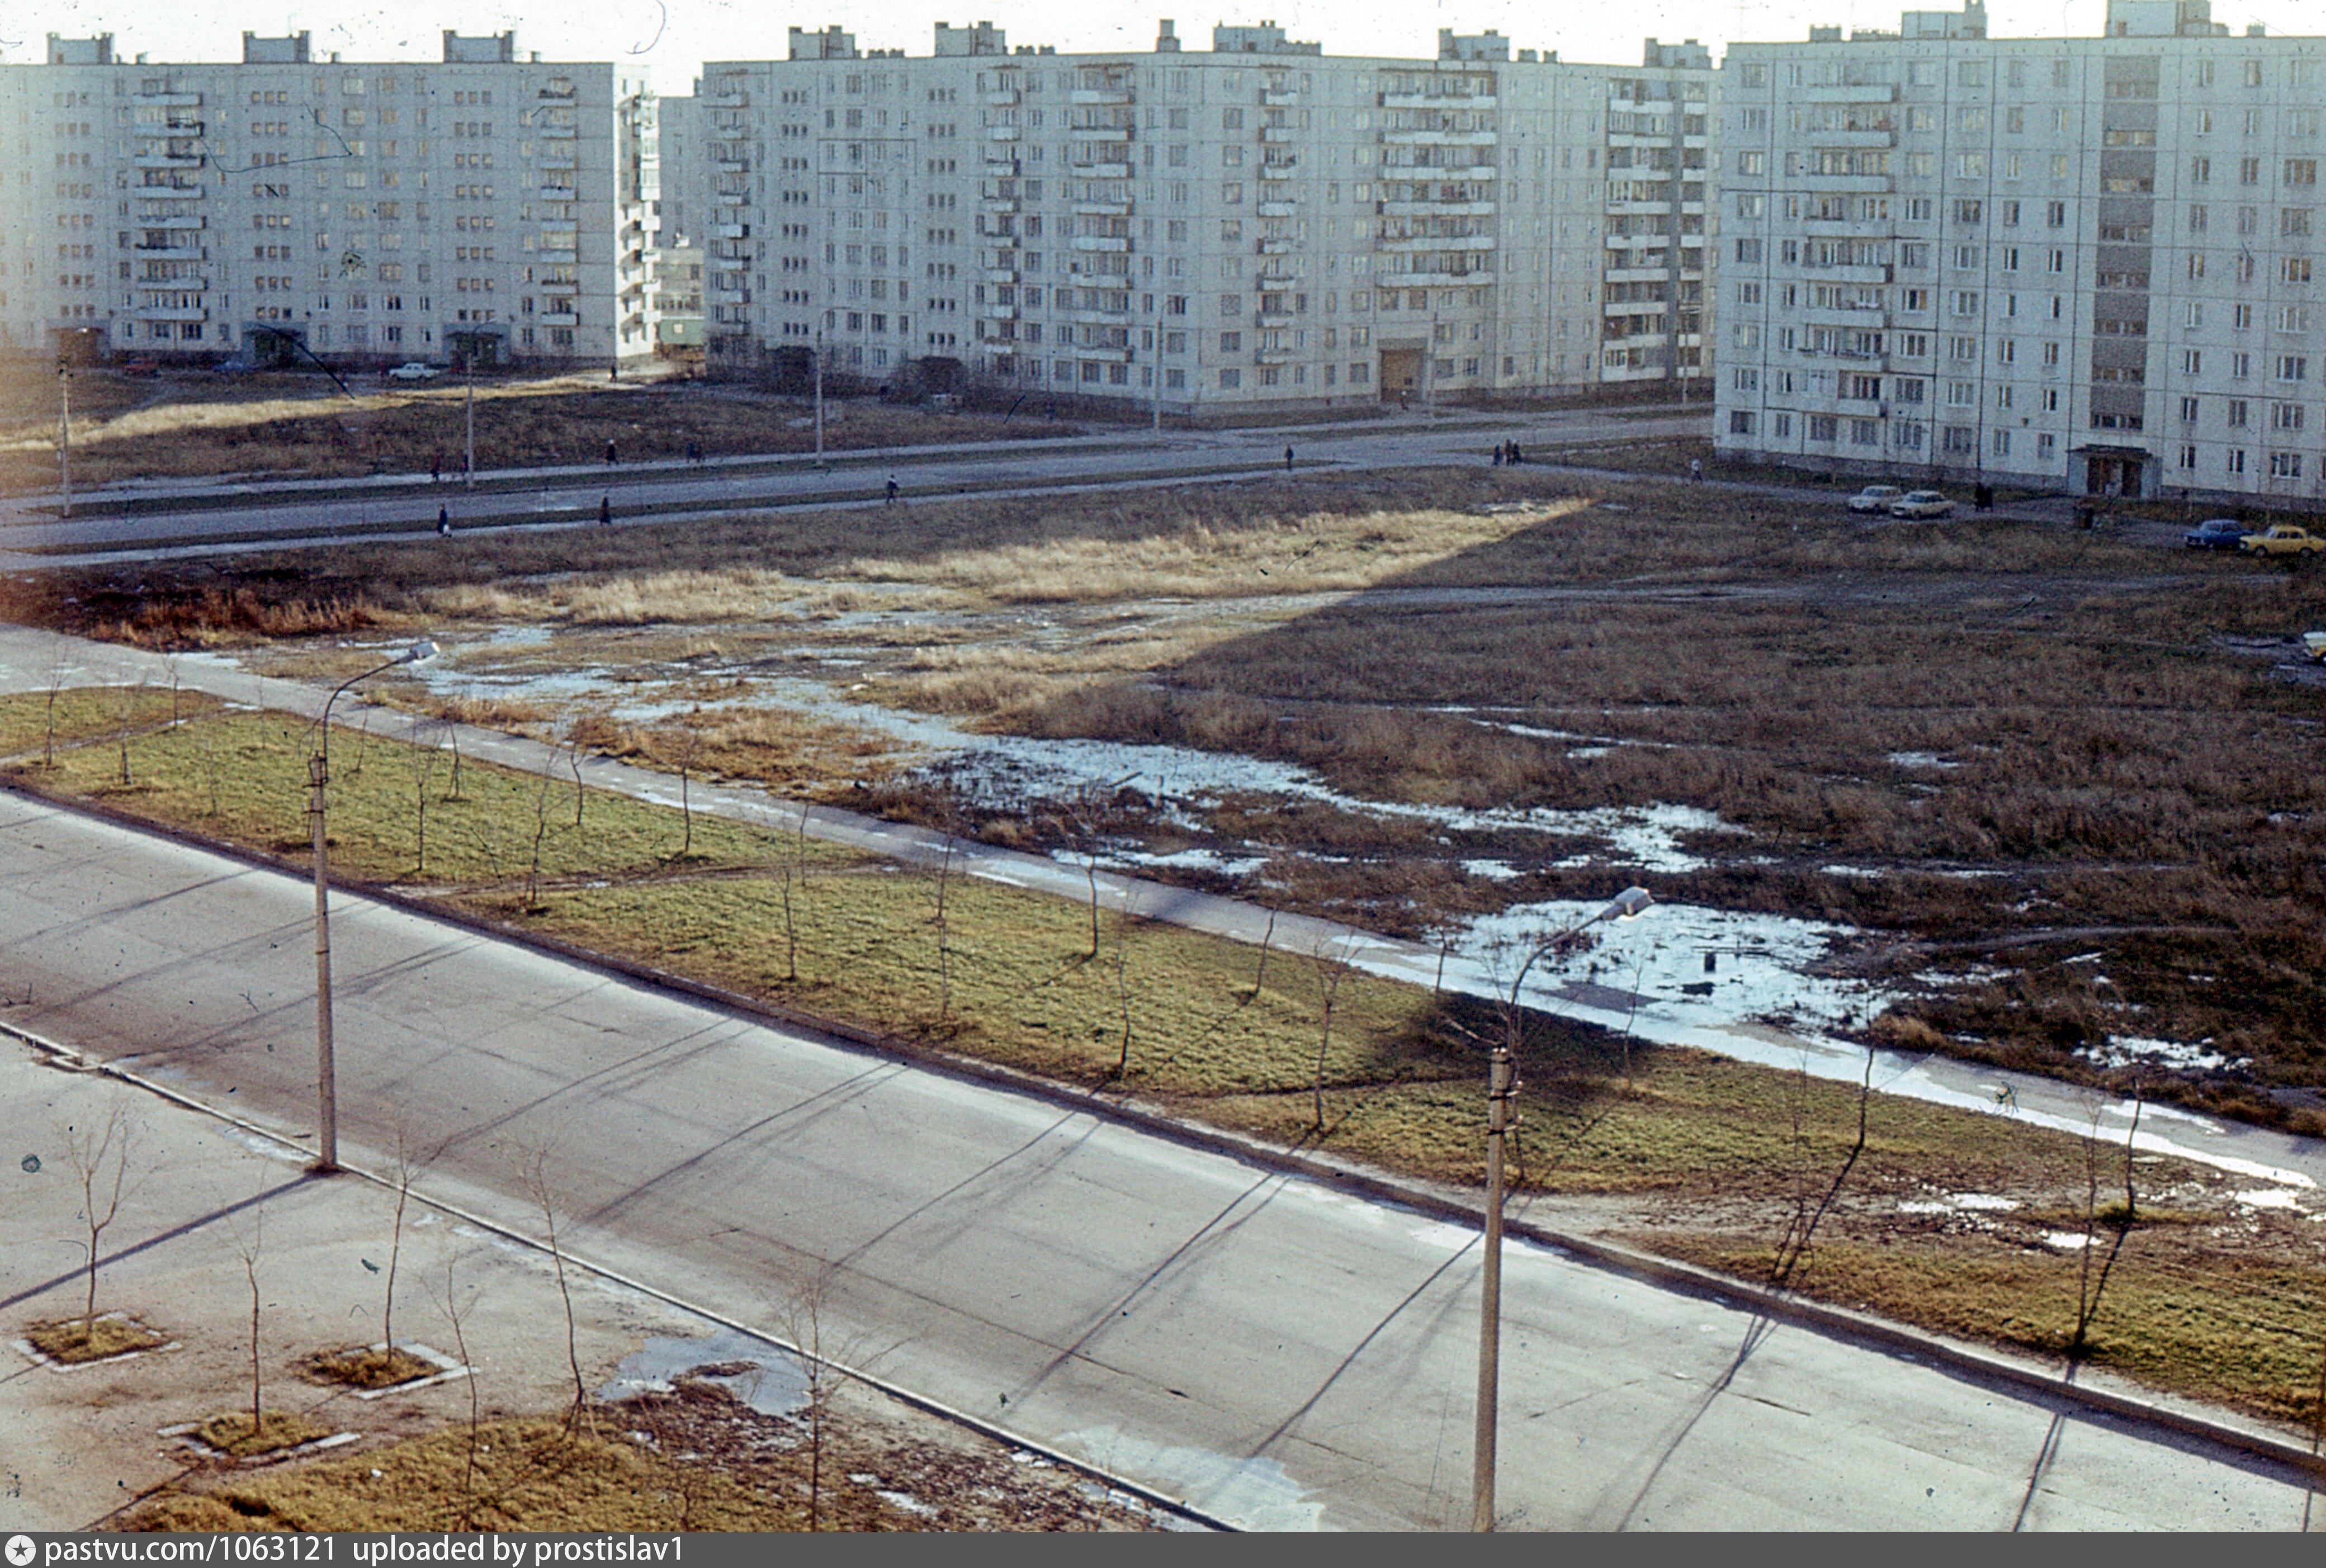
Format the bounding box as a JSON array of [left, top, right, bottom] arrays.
[[1847, 485, 1906, 514], [386, 362, 442, 381], [1888, 490, 1957, 519]]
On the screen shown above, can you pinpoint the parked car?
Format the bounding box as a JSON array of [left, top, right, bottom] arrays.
[[1847, 485, 1906, 514], [116, 358, 159, 376], [386, 362, 442, 381], [2239, 524, 2326, 557], [2183, 518, 2248, 551], [2303, 632, 2326, 663], [1888, 490, 1956, 519]]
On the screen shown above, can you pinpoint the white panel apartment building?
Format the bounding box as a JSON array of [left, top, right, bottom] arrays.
[[1717, 0, 2326, 504], [697, 20, 1718, 415], [1, 29, 658, 368]]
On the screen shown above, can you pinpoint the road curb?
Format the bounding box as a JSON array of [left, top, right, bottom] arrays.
[[7, 773, 2324, 1490]]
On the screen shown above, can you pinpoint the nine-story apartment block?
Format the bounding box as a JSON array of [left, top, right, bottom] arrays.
[[1717, 0, 2326, 505], [3, 29, 658, 368], [693, 20, 1718, 416]]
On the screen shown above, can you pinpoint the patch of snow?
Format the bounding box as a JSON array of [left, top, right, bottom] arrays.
[[2233, 1188, 2303, 1211], [1462, 859, 1525, 882], [2076, 1036, 2249, 1073], [1887, 751, 1962, 769], [1567, 747, 1612, 760], [1819, 864, 1885, 879], [2041, 1231, 2095, 1250]]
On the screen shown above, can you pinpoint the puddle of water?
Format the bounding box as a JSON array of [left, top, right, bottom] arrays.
[[599, 1327, 810, 1418]]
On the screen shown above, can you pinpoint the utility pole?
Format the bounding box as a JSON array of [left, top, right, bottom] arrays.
[[464, 364, 476, 490], [308, 749, 338, 1172], [1471, 1044, 1515, 1532], [56, 359, 72, 519], [1152, 304, 1165, 433], [814, 331, 826, 467]]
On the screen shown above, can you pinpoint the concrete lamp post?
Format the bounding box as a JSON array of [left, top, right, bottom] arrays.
[[306, 639, 439, 1174], [1473, 884, 1654, 1532]]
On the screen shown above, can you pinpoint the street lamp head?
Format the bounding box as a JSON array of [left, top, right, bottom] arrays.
[[401, 639, 439, 666], [1602, 887, 1655, 922]]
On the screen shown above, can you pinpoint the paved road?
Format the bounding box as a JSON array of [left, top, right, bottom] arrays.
[[2, 789, 2319, 1530], [0, 407, 1708, 568]]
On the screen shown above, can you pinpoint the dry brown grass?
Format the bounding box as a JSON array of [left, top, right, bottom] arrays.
[[0, 370, 1077, 492], [301, 1346, 439, 1391], [27, 1315, 167, 1363], [191, 1411, 333, 1460]]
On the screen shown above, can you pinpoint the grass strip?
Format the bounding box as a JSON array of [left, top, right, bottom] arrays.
[[12, 691, 2326, 1429]]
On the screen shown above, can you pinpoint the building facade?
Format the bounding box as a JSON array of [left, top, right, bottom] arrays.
[[1717, 0, 2326, 504], [696, 20, 1718, 415], [2, 29, 659, 367]]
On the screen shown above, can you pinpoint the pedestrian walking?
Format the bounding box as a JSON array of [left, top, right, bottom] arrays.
[[431, 455, 442, 484], [885, 476, 900, 506], [1974, 481, 1994, 513], [605, 438, 618, 466], [1508, 440, 1523, 466], [1284, 444, 1296, 472], [687, 439, 702, 465], [1689, 457, 1705, 484], [1492, 444, 1505, 467], [599, 492, 612, 526], [437, 504, 451, 537]]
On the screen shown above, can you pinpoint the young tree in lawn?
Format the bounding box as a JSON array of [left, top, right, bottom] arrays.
[[421, 1250, 486, 1527], [408, 721, 445, 876], [1305, 934, 1356, 1133], [518, 1140, 588, 1433]]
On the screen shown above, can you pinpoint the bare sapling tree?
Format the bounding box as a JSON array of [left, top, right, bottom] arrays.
[[1250, 849, 1292, 1000], [201, 713, 223, 818], [380, 1126, 421, 1356], [1112, 911, 1136, 1084], [565, 719, 588, 829], [420, 1250, 485, 1526], [1306, 935, 1354, 1133], [770, 1269, 900, 1532], [524, 742, 558, 910], [2065, 1090, 2140, 1368], [63, 1098, 139, 1340], [408, 721, 444, 876], [114, 680, 143, 786], [1767, 1045, 1875, 1290], [670, 722, 703, 860], [166, 653, 183, 729], [446, 717, 467, 801], [42, 639, 65, 769], [932, 798, 959, 1022], [1050, 803, 1105, 960], [349, 707, 371, 780], [224, 1196, 268, 1437], [518, 1141, 588, 1432]]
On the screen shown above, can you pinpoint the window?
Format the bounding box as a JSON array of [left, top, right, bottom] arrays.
[[2184, 349, 2203, 376], [2273, 402, 2305, 431], [2278, 356, 2309, 382], [2227, 448, 2248, 474], [1808, 414, 1838, 442], [2228, 399, 2249, 427], [1729, 410, 1755, 434], [2287, 258, 2315, 284], [2181, 396, 2201, 422], [2270, 452, 2304, 479]]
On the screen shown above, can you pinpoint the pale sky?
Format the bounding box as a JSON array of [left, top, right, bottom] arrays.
[[1, 0, 2295, 88]]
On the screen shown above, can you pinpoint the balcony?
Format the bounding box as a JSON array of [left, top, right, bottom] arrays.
[[538, 155, 581, 172], [1074, 200, 1131, 216], [1258, 200, 1297, 217], [1384, 266, 1493, 286], [133, 151, 204, 169], [1075, 345, 1133, 363], [132, 305, 209, 321], [537, 185, 579, 202], [1256, 347, 1296, 364], [538, 82, 577, 100], [1603, 264, 1672, 284], [539, 311, 581, 326], [988, 198, 1020, 216], [136, 214, 207, 231], [1073, 236, 1129, 252], [1381, 128, 1498, 147], [1379, 233, 1495, 252], [1814, 129, 1897, 148], [1071, 87, 1133, 105], [986, 88, 1021, 106], [1074, 124, 1132, 143], [1261, 89, 1299, 107], [1798, 173, 1892, 193], [1803, 83, 1897, 103], [1382, 93, 1496, 111], [986, 267, 1020, 284], [1805, 262, 1893, 286], [1255, 310, 1294, 328], [984, 304, 1019, 321], [984, 148, 1021, 168], [1070, 159, 1132, 178], [132, 91, 201, 107], [1378, 198, 1495, 217], [538, 124, 579, 140], [987, 125, 1020, 141], [135, 184, 204, 201], [1387, 162, 1497, 182], [1258, 237, 1293, 255], [1259, 126, 1294, 143], [1067, 306, 1131, 324], [715, 222, 748, 239]]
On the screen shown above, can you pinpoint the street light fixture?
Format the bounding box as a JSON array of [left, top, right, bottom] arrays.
[[305, 639, 438, 1174], [1473, 885, 1654, 1532]]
